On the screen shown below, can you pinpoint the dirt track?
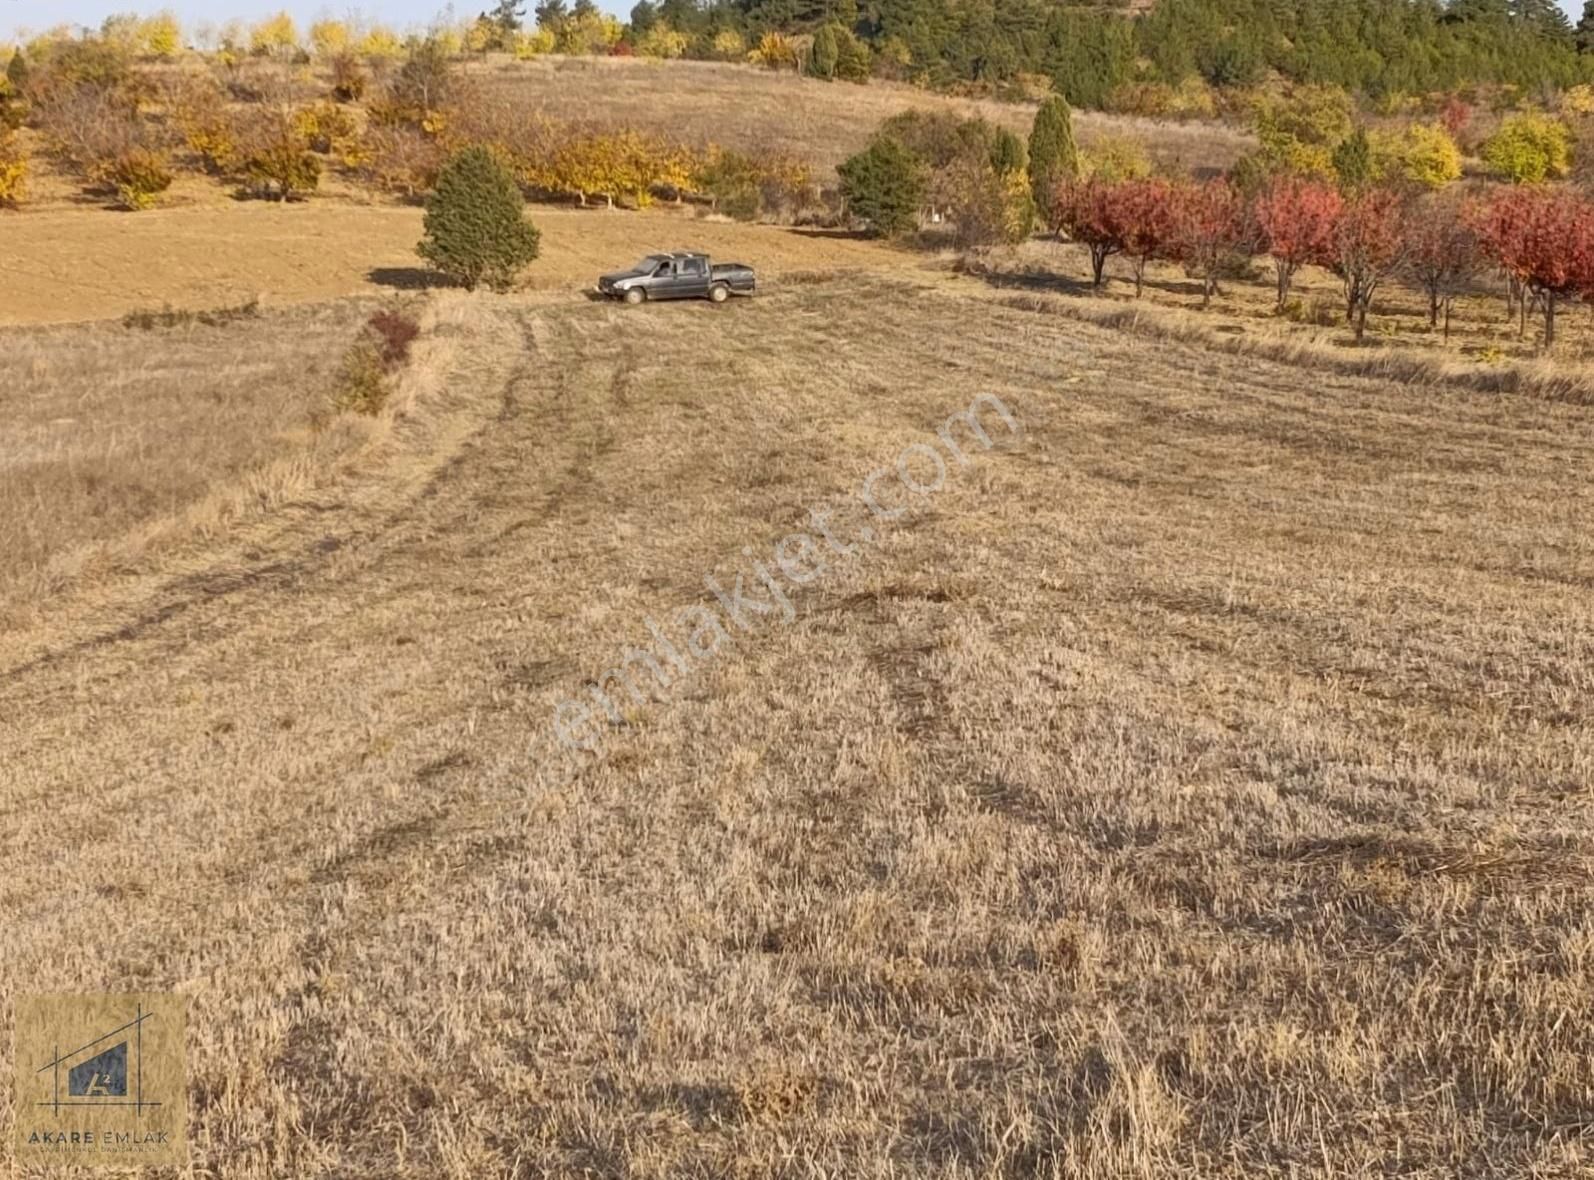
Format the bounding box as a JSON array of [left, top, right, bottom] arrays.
[[3, 279, 1593, 1176]]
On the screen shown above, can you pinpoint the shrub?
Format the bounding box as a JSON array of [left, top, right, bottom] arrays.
[[1255, 177, 1342, 309], [361, 124, 446, 197], [99, 146, 172, 209], [989, 127, 1026, 176], [419, 145, 541, 291], [747, 32, 797, 71], [0, 131, 27, 205], [366, 307, 420, 367], [709, 30, 746, 60], [1371, 123, 1462, 190], [329, 53, 367, 102], [636, 22, 688, 58], [943, 154, 1031, 248], [837, 136, 925, 239], [1028, 96, 1077, 230], [236, 110, 321, 200], [169, 76, 239, 172], [334, 336, 390, 415], [122, 297, 259, 330], [1079, 135, 1151, 184], [1481, 113, 1572, 185], [294, 101, 358, 154]]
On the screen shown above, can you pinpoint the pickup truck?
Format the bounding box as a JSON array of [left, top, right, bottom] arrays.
[[595, 252, 756, 305]]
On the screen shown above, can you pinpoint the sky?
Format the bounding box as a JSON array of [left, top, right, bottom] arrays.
[[2, 0, 632, 42], [2, 0, 1584, 43]]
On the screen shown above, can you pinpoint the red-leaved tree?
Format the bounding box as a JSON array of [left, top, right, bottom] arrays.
[[1113, 177, 1180, 297], [1403, 193, 1480, 340], [1328, 187, 1407, 342], [1472, 187, 1594, 350], [1053, 179, 1127, 289], [1171, 179, 1256, 309], [1255, 177, 1343, 311]]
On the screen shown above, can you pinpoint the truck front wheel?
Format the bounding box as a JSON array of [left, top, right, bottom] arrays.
[[708, 283, 730, 304], [623, 287, 646, 306]]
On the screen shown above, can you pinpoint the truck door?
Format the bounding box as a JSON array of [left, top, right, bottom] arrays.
[[677, 256, 709, 298]]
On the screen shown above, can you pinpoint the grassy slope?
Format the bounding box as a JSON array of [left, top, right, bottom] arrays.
[[2, 278, 1591, 1177]]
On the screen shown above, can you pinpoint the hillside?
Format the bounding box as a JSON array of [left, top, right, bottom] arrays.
[[463, 55, 1255, 175]]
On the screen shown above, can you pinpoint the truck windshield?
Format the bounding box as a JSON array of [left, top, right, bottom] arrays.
[[636, 256, 667, 273]]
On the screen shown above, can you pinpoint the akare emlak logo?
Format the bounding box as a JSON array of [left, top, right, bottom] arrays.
[[13, 993, 188, 1167]]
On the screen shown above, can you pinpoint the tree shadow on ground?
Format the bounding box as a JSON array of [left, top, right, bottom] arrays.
[[368, 267, 450, 291]]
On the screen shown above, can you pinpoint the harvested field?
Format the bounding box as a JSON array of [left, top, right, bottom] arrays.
[[2, 277, 1591, 1176], [0, 202, 910, 325], [0, 298, 383, 612]]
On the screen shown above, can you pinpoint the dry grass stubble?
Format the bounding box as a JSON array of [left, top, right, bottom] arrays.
[[0, 278, 1591, 1176]]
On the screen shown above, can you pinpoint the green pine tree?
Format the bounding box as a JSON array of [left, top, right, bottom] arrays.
[[1027, 95, 1078, 222], [419, 147, 541, 291], [837, 136, 925, 238], [1332, 127, 1374, 193]]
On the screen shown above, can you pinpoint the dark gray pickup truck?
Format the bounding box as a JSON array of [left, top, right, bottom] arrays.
[[595, 252, 756, 305]]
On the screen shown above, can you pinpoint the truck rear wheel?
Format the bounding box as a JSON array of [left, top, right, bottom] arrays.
[[708, 283, 729, 304], [623, 287, 646, 306]]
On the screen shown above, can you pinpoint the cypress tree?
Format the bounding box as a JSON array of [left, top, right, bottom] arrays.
[[810, 23, 840, 78], [1027, 95, 1078, 221]]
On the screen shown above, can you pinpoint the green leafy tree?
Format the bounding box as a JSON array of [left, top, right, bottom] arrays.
[[1028, 95, 1078, 229], [1579, 0, 1594, 51], [419, 146, 542, 290], [5, 49, 27, 91], [837, 136, 925, 238]]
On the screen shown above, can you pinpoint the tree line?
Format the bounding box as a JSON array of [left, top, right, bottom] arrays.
[[839, 96, 1594, 350]]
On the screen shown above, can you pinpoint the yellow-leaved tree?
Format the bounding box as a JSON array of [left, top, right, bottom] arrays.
[[250, 12, 300, 57], [310, 20, 351, 57], [140, 12, 183, 58]]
